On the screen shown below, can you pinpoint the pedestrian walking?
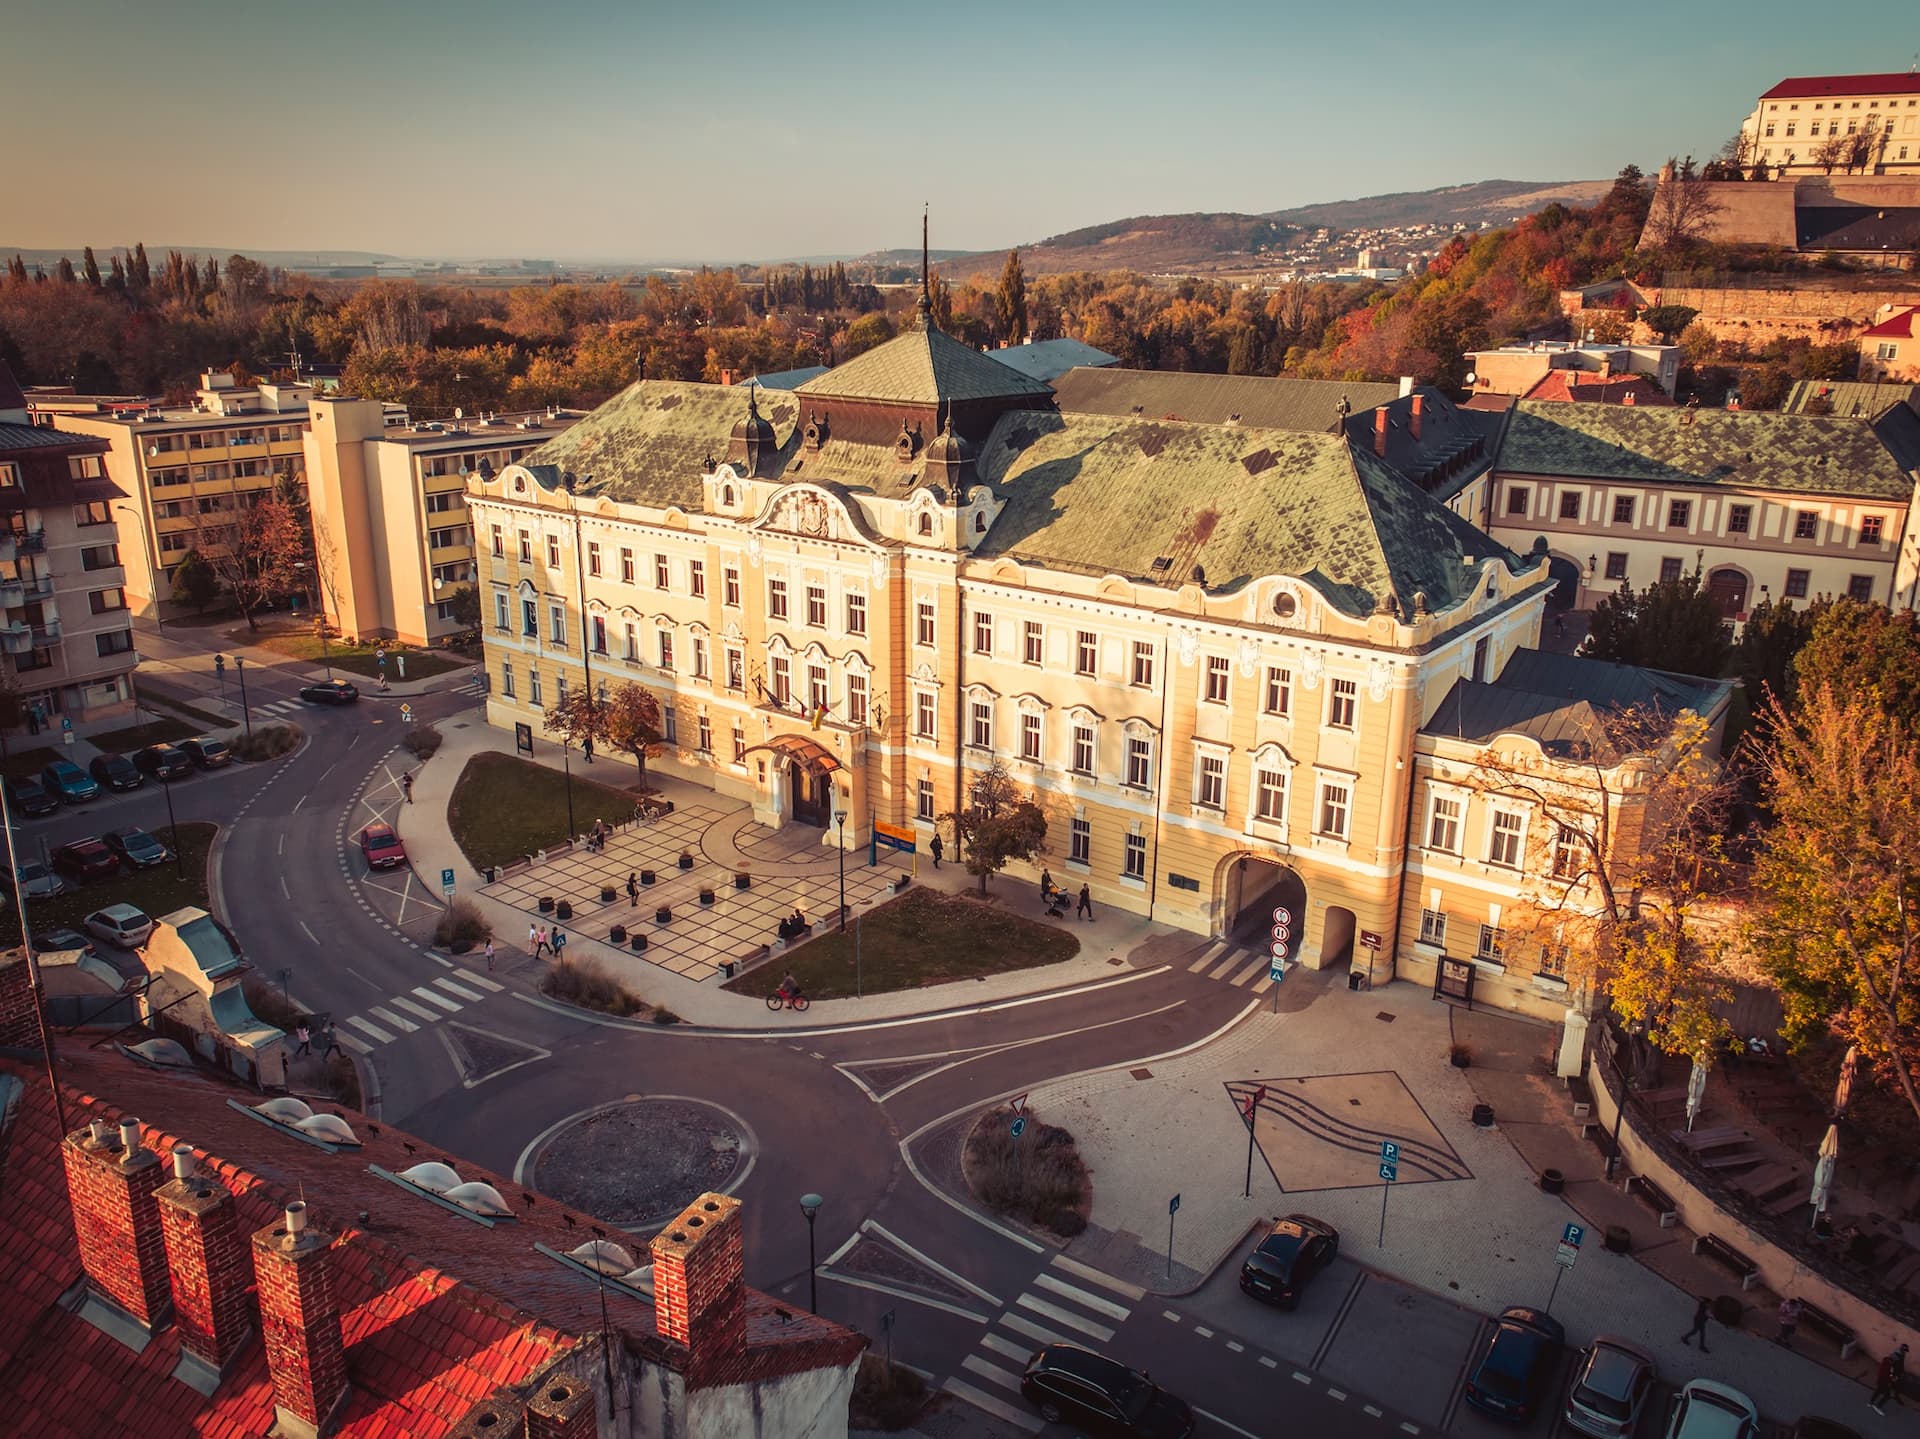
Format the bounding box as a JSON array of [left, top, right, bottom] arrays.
[[1077, 884, 1093, 921], [528, 922, 540, 955], [401, 771, 414, 803], [1680, 1295, 1712, 1353], [627, 872, 639, 906], [533, 924, 551, 959], [318, 1024, 336, 1060], [294, 1024, 311, 1057], [1870, 1342, 1908, 1413], [1776, 1296, 1803, 1347], [583, 735, 594, 763], [930, 833, 943, 869], [484, 938, 496, 972]]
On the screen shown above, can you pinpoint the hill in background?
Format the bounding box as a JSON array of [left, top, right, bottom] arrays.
[[1268, 179, 1611, 231]]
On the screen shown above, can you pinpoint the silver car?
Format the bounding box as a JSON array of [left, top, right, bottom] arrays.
[[1565, 1336, 1657, 1437]]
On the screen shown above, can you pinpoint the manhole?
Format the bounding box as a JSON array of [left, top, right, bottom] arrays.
[[1375, 1012, 1396, 1024], [1130, 1068, 1153, 1081]]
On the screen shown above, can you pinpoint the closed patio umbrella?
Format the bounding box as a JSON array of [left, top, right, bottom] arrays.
[[1832, 1045, 1859, 1120], [1808, 1123, 1840, 1227], [1685, 1056, 1709, 1133]]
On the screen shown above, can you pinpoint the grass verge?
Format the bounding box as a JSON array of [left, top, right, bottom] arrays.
[[963, 1105, 1091, 1238], [1, 744, 64, 783], [139, 693, 234, 730], [33, 821, 218, 934], [447, 752, 643, 870], [849, 1355, 929, 1432], [243, 628, 466, 679], [88, 716, 198, 751], [722, 885, 1079, 1001], [538, 956, 678, 1023]]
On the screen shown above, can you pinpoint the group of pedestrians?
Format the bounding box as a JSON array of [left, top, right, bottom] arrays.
[[291, 1021, 337, 1060], [1683, 1294, 1908, 1415], [527, 922, 568, 960]]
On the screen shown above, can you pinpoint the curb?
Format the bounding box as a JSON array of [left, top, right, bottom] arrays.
[[1134, 1215, 1269, 1299]]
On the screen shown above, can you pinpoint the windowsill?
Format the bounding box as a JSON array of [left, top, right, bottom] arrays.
[[1414, 939, 1445, 953], [1065, 858, 1090, 873], [1309, 832, 1350, 852], [1117, 872, 1147, 888], [1069, 768, 1096, 782], [1190, 802, 1227, 819], [1532, 973, 1569, 991], [1473, 957, 1507, 974]]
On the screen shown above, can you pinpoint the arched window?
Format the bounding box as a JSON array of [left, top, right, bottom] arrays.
[[918, 513, 933, 536], [974, 512, 987, 534], [721, 484, 735, 506]]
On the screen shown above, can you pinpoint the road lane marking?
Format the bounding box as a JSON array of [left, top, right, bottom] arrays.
[[815, 1270, 987, 1323], [1033, 1273, 1130, 1322], [1015, 1294, 1114, 1343], [1227, 1340, 1245, 1353], [960, 1355, 1022, 1392], [1194, 1326, 1215, 1338], [1327, 1388, 1347, 1401], [1049, 1253, 1147, 1301], [1188, 942, 1228, 972], [388, 996, 440, 1022], [1194, 1410, 1264, 1439], [434, 977, 485, 1002], [980, 1333, 1029, 1361], [460, 971, 504, 992], [1401, 1424, 1421, 1434], [1251, 973, 1276, 995], [859, 1220, 1001, 1305], [333, 1032, 372, 1055], [344, 1015, 396, 1043], [411, 985, 463, 1012], [998, 1313, 1072, 1350], [368, 1005, 418, 1033], [1226, 954, 1268, 986], [1364, 1405, 1382, 1417], [1258, 1356, 1278, 1368], [1162, 1309, 1181, 1322], [1292, 1371, 1313, 1384], [1206, 948, 1248, 979], [940, 1377, 1041, 1434], [298, 921, 319, 945], [291, 795, 305, 813]]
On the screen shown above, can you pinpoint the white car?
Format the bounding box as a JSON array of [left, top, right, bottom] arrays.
[[1666, 1379, 1760, 1439], [84, 903, 155, 949]]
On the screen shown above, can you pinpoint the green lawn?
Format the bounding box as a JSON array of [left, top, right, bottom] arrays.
[[243, 628, 467, 680], [723, 885, 1081, 1001], [89, 716, 198, 751], [1, 745, 64, 783], [27, 821, 217, 934], [447, 752, 644, 870], [139, 694, 234, 730]]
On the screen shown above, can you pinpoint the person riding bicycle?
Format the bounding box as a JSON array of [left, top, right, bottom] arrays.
[[777, 971, 804, 1004]]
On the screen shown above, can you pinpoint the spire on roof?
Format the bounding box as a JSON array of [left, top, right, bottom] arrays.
[[915, 204, 933, 332]]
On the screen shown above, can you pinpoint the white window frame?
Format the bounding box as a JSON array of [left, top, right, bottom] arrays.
[[1418, 908, 1446, 946], [1314, 774, 1352, 841], [1427, 791, 1464, 855], [1486, 809, 1525, 869], [914, 690, 936, 741], [969, 699, 994, 749], [1070, 723, 1095, 777], [1252, 765, 1288, 826], [1204, 655, 1231, 705], [1195, 749, 1227, 811], [1326, 676, 1358, 731], [1263, 666, 1291, 717], [1020, 711, 1043, 763]]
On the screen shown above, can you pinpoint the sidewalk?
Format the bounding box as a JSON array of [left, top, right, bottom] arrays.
[[394, 711, 1176, 1029], [1024, 976, 1909, 1434]]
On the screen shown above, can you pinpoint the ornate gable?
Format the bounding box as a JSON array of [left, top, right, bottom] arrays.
[[748, 483, 879, 548]]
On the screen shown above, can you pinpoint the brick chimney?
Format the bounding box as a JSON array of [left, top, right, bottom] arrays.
[[63, 1116, 173, 1330], [447, 1394, 526, 1439], [1623, 391, 1636, 406], [0, 947, 43, 1048], [1410, 393, 1424, 442], [526, 1369, 598, 1439], [253, 1200, 350, 1438], [1373, 407, 1389, 457], [157, 1142, 253, 1383], [650, 1192, 746, 1377], [1599, 357, 1613, 380]]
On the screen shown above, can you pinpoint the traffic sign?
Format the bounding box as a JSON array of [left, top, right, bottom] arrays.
[[1379, 1160, 1398, 1182], [1555, 1242, 1579, 1269], [1272, 905, 1290, 924], [1561, 1222, 1585, 1248], [441, 867, 456, 899], [399, 703, 414, 723], [1009, 1093, 1028, 1116], [1169, 1193, 1181, 1215], [1269, 958, 1287, 983], [1379, 1139, 1400, 1183], [1010, 1116, 1027, 1139]]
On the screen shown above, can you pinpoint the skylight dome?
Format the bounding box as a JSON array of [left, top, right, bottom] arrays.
[[399, 1161, 461, 1192], [443, 1181, 512, 1218], [295, 1113, 360, 1146], [569, 1239, 637, 1275]]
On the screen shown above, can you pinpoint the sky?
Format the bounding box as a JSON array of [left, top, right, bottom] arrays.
[[6, 0, 1917, 263]]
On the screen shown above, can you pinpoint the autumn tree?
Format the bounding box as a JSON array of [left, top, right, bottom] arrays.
[[1749, 687, 1920, 1129], [81, 246, 101, 287], [841, 313, 895, 359], [555, 680, 671, 788], [1580, 568, 1731, 679], [941, 758, 1048, 896], [1729, 596, 1820, 733], [169, 547, 220, 614], [1641, 157, 1723, 260], [996, 250, 1029, 346], [1789, 599, 1920, 727], [1640, 305, 1699, 343], [543, 688, 611, 768], [193, 490, 308, 630]]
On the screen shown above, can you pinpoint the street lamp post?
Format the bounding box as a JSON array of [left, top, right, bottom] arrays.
[[560, 738, 576, 840], [234, 654, 253, 742], [160, 768, 183, 878], [214, 652, 228, 715], [799, 1193, 823, 1314], [1605, 1019, 1645, 1183], [834, 807, 847, 931]]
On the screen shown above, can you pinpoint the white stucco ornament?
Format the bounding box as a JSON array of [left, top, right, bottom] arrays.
[[747, 534, 763, 568], [1237, 638, 1259, 678], [1300, 649, 1324, 691], [1176, 629, 1198, 668], [1367, 659, 1391, 703], [871, 553, 888, 588]]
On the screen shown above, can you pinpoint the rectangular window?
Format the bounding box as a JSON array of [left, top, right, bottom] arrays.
[[1862, 515, 1885, 544], [1659, 557, 1683, 584], [1612, 496, 1635, 524], [95, 629, 135, 657], [1264, 666, 1291, 717], [1477, 924, 1506, 961], [846, 591, 867, 635], [547, 535, 561, 568], [914, 691, 936, 740], [1488, 811, 1523, 868], [726, 647, 743, 691], [1075, 630, 1097, 676], [733, 722, 747, 764], [1021, 713, 1043, 762], [696, 712, 711, 753], [1428, 794, 1462, 853], [770, 655, 791, 705], [1071, 724, 1095, 776], [491, 523, 504, 557], [846, 673, 868, 727], [1317, 780, 1351, 839], [620, 548, 635, 583], [658, 631, 675, 670], [1537, 945, 1569, 980], [625, 622, 638, 659], [1197, 754, 1225, 809], [769, 577, 789, 619], [1255, 768, 1287, 823], [662, 706, 676, 745], [1605, 552, 1628, 580], [684, 559, 703, 597], [1558, 491, 1582, 520], [1472, 636, 1490, 683], [723, 565, 740, 606], [74, 501, 112, 527], [917, 776, 935, 821], [522, 598, 538, 636], [1668, 499, 1691, 528], [1070, 818, 1091, 865], [969, 701, 992, 749], [1418, 909, 1446, 946], [654, 554, 670, 589], [806, 584, 826, 627], [587, 541, 602, 577], [691, 635, 708, 679], [519, 530, 533, 562], [556, 674, 570, 708], [973, 612, 994, 655], [591, 615, 607, 654], [1023, 621, 1044, 665], [1125, 736, 1153, 789], [1506, 485, 1530, 516], [494, 591, 509, 630], [1726, 504, 1751, 535], [1327, 677, 1357, 730], [501, 660, 515, 698], [548, 604, 566, 645], [1124, 833, 1147, 880], [1131, 641, 1154, 687], [1784, 568, 1810, 598], [807, 665, 828, 713], [1205, 655, 1231, 704], [1848, 574, 1874, 602], [88, 588, 127, 615], [916, 599, 935, 646], [1793, 510, 1819, 541], [1552, 824, 1582, 881], [530, 667, 543, 705]]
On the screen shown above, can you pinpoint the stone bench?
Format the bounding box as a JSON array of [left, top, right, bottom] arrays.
[[1565, 1075, 1593, 1119], [1625, 1174, 1678, 1228], [1795, 1298, 1857, 1360], [1691, 1233, 1761, 1290], [541, 841, 574, 862], [1583, 1123, 1619, 1163]]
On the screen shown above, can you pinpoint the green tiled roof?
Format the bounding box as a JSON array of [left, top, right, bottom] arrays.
[[520, 381, 800, 507], [1498, 400, 1916, 500], [797, 320, 1054, 405], [975, 411, 1529, 618], [1782, 379, 1920, 418]]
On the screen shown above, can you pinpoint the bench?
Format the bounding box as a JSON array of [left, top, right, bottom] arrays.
[[1672, 1125, 1748, 1152], [1731, 1163, 1800, 1206], [1565, 1075, 1593, 1119], [541, 841, 574, 861], [1626, 1174, 1678, 1228], [1692, 1234, 1761, 1290], [500, 857, 533, 878], [1698, 1148, 1765, 1173], [1584, 1124, 1619, 1163], [1795, 1299, 1858, 1359]]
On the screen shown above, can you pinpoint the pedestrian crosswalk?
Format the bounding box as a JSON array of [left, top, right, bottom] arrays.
[[941, 1253, 1146, 1434], [333, 969, 504, 1052], [1186, 939, 1281, 994], [257, 698, 309, 716]]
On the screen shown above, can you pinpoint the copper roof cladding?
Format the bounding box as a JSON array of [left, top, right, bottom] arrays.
[[796, 313, 1055, 407], [1760, 73, 1920, 100], [1052, 367, 1403, 432]]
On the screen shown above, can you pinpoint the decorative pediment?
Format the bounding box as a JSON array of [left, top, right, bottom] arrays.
[[616, 603, 641, 619], [1064, 703, 1107, 724], [749, 483, 878, 548], [1011, 692, 1052, 713], [585, 597, 610, 615], [1250, 741, 1297, 770]]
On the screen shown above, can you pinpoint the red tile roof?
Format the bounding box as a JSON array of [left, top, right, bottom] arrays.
[[1862, 306, 1920, 340], [1760, 73, 1920, 100], [0, 1044, 861, 1431], [1523, 371, 1673, 407]]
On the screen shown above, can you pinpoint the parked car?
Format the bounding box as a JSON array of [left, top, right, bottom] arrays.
[[31, 927, 98, 960], [300, 679, 359, 705], [52, 837, 120, 882], [4, 775, 58, 817], [1564, 1336, 1658, 1438], [1020, 1343, 1195, 1438], [1665, 1380, 1760, 1439], [88, 752, 144, 791], [1239, 1214, 1341, 1308], [358, 822, 407, 870], [178, 736, 233, 769], [1463, 1306, 1566, 1422], [15, 860, 67, 901], [133, 743, 193, 780], [40, 758, 100, 803], [84, 903, 155, 948], [105, 827, 170, 870], [1789, 1419, 1862, 1439]]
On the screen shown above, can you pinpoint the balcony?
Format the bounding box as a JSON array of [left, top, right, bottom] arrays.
[[13, 531, 46, 556], [0, 581, 20, 609], [33, 621, 62, 646], [0, 624, 31, 655]]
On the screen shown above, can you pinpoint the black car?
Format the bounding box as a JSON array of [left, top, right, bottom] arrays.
[[1463, 1306, 1566, 1422], [31, 927, 98, 960], [88, 752, 145, 791], [1790, 1421, 1863, 1439], [1020, 1343, 1195, 1438], [4, 775, 58, 817], [300, 679, 359, 705], [105, 827, 170, 869], [133, 743, 193, 780], [1239, 1214, 1340, 1308], [178, 736, 233, 769]]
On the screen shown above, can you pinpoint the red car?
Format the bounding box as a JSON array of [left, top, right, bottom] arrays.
[[358, 823, 407, 870], [52, 837, 120, 882]]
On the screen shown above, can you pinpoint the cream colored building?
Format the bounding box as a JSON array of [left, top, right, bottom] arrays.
[[469, 304, 1688, 1010], [304, 398, 580, 645], [1742, 72, 1920, 174]]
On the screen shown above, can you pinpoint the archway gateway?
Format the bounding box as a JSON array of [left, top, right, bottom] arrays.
[[742, 734, 840, 829], [1223, 854, 1307, 960]]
